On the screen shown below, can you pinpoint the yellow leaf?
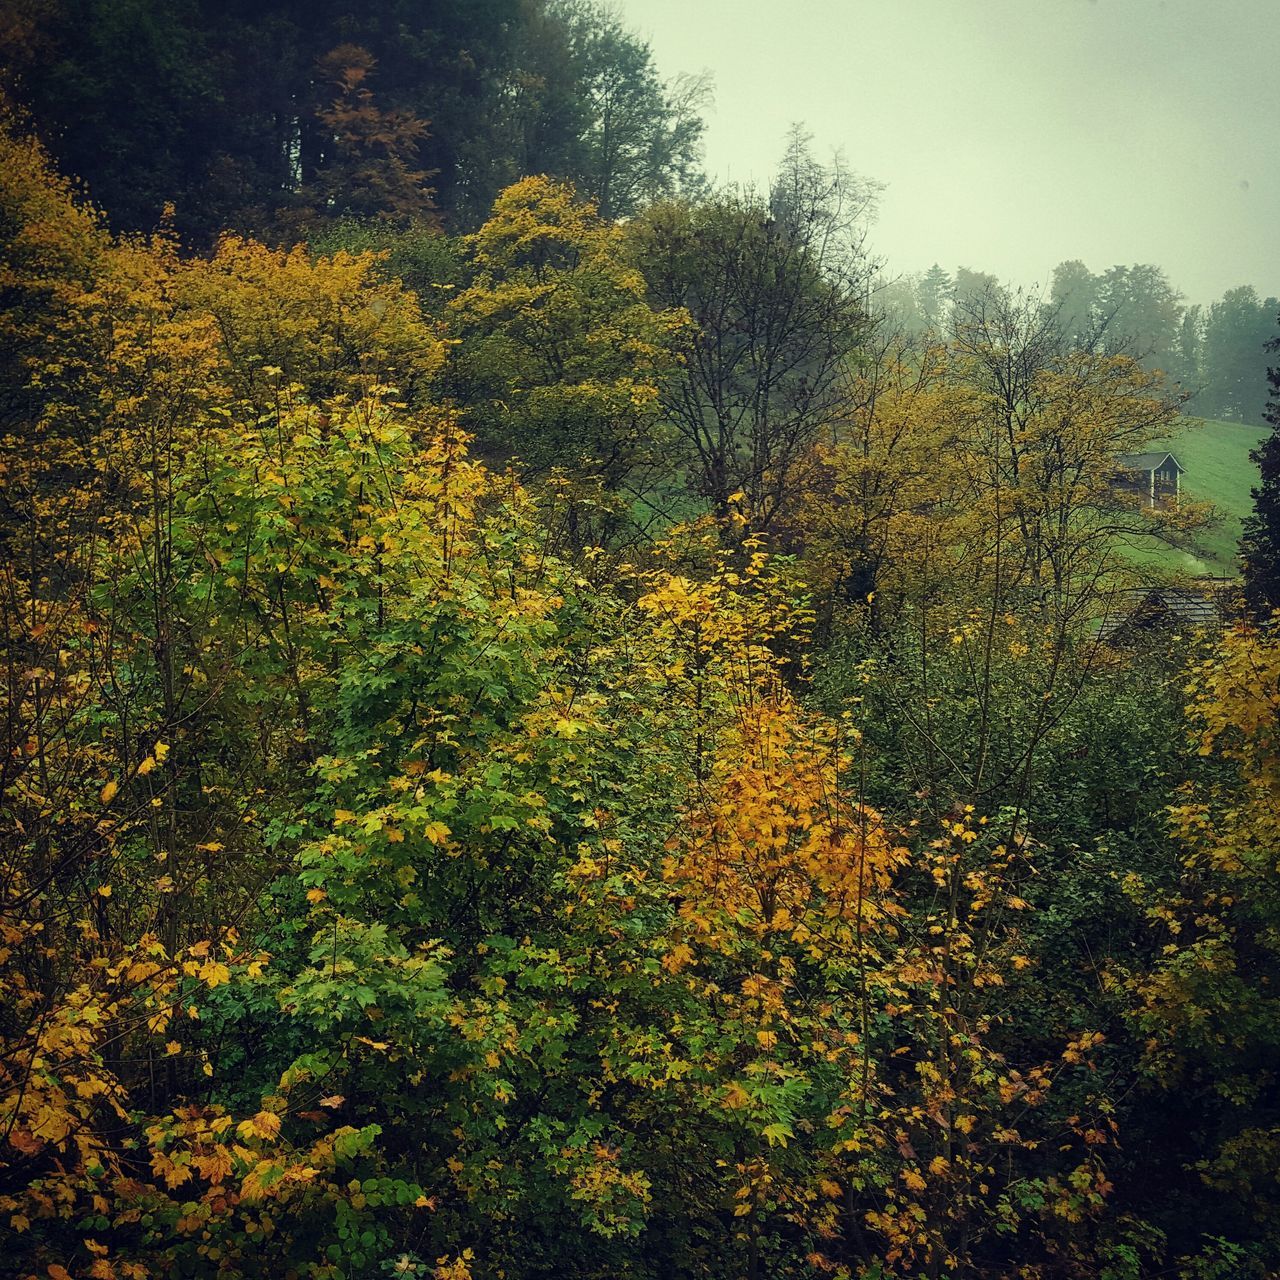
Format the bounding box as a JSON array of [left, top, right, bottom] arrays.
[[236, 1110, 282, 1142], [199, 960, 232, 988], [153, 741, 170, 763], [97, 884, 112, 898], [137, 755, 156, 776], [100, 779, 118, 805], [306, 888, 327, 904]]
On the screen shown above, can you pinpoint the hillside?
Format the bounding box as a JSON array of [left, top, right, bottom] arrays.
[[1141, 416, 1267, 575]]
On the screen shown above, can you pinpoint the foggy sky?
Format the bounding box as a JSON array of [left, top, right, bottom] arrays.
[[618, 0, 1280, 305]]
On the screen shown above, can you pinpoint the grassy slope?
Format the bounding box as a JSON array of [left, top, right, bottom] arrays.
[[1133, 417, 1267, 576]]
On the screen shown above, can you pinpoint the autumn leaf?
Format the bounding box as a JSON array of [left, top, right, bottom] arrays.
[[236, 1111, 282, 1142], [199, 959, 232, 988]]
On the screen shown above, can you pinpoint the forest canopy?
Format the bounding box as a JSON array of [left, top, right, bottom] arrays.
[[3, 6, 1280, 1280]]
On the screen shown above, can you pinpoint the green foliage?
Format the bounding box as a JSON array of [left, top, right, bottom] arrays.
[[629, 161, 870, 530], [445, 176, 687, 537], [5, 86, 1280, 1280], [6, 0, 709, 239]]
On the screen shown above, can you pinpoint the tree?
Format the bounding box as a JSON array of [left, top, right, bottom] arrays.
[[553, 0, 709, 220], [445, 176, 687, 540], [1126, 622, 1280, 1267], [872, 270, 928, 336], [1093, 263, 1184, 373], [789, 333, 955, 633], [1202, 284, 1278, 423], [916, 262, 952, 332], [8, 0, 711, 240], [4, 0, 222, 234], [9, 0, 525, 235], [949, 284, 1197, 630], [1172, 301, 1204, 393], [1241, 311, 1280, 613], [305, 44, 438, 226], [629, 136, 873, 532], [1050, 259, 1099, 351], [951, 266, 1001, 314], [1048, 261, 1187, 375], [768, 123, 879, 254]]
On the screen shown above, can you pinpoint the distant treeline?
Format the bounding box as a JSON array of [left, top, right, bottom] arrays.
[[880, 260, 1278, 425]]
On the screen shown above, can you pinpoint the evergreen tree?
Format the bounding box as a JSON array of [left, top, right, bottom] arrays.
[[916, 262, 952, 331], [1242, 313, 1280, 614], [3, 0, 708, 239]]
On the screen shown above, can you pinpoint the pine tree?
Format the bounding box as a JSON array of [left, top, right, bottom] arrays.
[[1242, 314, 1280, 615]]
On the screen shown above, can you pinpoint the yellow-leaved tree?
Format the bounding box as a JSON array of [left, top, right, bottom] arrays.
[[446, 176, 688, 546], [1126, 618, 1280, 1261]]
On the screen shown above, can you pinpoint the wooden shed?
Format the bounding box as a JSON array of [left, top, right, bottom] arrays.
[[1114, 451, 1184, 508], [1098, 578, 1235, 646]]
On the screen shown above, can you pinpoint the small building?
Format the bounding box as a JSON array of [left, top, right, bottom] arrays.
[[1099, 578, 1236, 646], [1114, 451, 1184, 508]]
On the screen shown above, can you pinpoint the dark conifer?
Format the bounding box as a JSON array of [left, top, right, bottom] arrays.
[[1242, 316, 1280, 615]]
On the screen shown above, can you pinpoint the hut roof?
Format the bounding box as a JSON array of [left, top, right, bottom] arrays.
[[1099, 580, 1232, 643], [1115, 450, 1184, 474]]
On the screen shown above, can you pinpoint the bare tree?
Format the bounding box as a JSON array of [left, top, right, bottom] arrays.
[[629, 132, 876, 532]]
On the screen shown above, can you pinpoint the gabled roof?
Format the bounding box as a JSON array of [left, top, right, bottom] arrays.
[[1115, 450, 1184, 474], [1098, 580, 1232, 642]]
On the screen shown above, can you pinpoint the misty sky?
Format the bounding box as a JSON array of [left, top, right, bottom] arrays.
[[618, 0, 1280, 305]]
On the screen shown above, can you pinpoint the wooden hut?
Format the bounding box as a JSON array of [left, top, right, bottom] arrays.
[[1114, 451, 1184, 508]]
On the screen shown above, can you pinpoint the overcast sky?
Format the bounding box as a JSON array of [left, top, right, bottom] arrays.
[[617, 0, 1280, 305]]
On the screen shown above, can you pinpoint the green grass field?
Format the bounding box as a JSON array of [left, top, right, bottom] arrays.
[[1134, 416, 1267, 576]]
